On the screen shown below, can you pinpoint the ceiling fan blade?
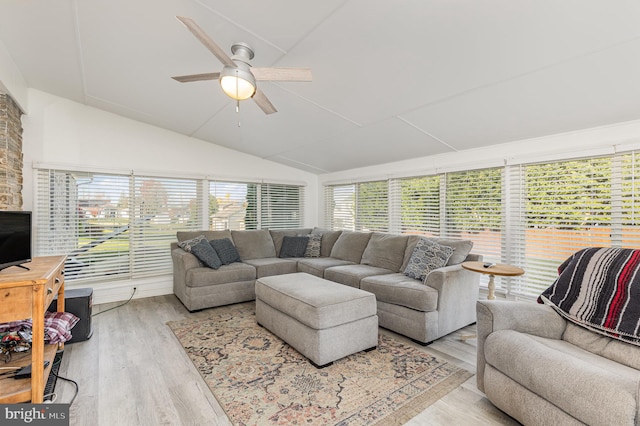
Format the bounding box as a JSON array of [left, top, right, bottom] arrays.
[[252, 88, 277, 114], [176, 16, 235, 67], [172, 72, 220, 83], [251, 67, 312, 82]]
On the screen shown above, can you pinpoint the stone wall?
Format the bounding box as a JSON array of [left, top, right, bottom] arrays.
[[0, 94, 23, 210]]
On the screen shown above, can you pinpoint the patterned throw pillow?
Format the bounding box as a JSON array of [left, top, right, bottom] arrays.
[[404, 238, 454, 281], [303, 233, 322, 258], [178, 235, 206, 253], [210, 238, 241, 264], [178, 235, 222, 269], [279, 236, 310, 258]]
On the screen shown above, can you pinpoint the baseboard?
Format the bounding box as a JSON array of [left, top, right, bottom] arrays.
[[66, 275, 173, 305]]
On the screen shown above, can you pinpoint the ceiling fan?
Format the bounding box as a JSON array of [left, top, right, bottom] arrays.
[[172, 16, 312, 114]]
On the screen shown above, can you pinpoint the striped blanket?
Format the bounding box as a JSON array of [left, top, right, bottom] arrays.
[[539, 247, 640, 346]]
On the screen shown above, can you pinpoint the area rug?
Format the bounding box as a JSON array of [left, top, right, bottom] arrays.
[[167, 302, 472, 426]]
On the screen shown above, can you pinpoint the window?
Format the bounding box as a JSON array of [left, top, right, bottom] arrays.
[[324, 181, 388, 231], [209, 181, 304, 230], [323, 155, 640, 299], [34, 169, 202, 283], [513, 158, 613, 297], [396, 175, 441, 236]]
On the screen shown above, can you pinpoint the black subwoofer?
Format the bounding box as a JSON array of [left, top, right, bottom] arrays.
[[48, 287, 93, 344]]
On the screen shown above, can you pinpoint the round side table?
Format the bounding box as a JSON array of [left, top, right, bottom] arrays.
[[461, 261, 524, 300]]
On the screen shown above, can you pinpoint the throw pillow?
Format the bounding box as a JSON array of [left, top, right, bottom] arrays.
[[404, 238, 454, 281], [303, 233, 322, 258], [539, 247, 640, 346], [210, 238, 241, 265], [279, 236, 309, 258], [190, 239, 222, 269], [177, 235, 207, 253]]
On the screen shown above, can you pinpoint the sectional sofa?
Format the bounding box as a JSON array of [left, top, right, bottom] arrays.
[[171, 228, 482, 344]]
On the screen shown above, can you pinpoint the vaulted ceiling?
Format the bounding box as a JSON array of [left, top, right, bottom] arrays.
[[2, 0, 640, 174]]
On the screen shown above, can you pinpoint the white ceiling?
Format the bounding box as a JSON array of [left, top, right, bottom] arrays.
[[2, 0, 640, 174]]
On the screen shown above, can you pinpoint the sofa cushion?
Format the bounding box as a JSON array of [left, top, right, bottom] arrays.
[[278, 236, 309, 258], [210, 238, 241, 265], [329, 231, 372, 263], [485, 329, 640, 426], [243, 258, 298, 278], [361, 233, 408, 272], [185, 263, 256, 287], [177, 230, 233, 243], [324, 264, 394, 288], [562, 322, 640, 371], [312, 228, 342, 257], [231, 230, 277, 259], [437, 238, 474, 265], [360, 273, 438, 312], [270, 228, 312, 256], [303, 233, 322, 258], [296, 257, 355, 278], [404, 238, 454, 281]]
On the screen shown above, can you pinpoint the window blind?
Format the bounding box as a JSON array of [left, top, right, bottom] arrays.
[[323, 152, 640, 299], [209, 181, 304, 230], [511, 157, 613, 297], [324, 184, 356, 230], [34, 169, 202, 283], [355, 180, 388, 232], [260, 183, 304, 229], [396, 175, 441, 236], [130, 176, 202, 277], [444, 168, 503, 260], [324, 182, 388, 231]]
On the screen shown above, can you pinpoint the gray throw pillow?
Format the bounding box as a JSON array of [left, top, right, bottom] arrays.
[[303, 233, 322, 258], [404, 238, 454, 281], [190, 239, 222, 269], [210, 238, 241, 264], [279, 236, 309, 258]]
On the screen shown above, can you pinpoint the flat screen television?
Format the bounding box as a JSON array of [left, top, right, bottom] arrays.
[[0, 211, 32, 271]]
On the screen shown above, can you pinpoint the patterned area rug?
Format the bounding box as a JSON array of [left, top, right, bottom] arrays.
[[167, 302, 472, 426]]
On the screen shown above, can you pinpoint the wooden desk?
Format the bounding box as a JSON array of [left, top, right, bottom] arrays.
[[462, 261, 524, 300], [0, 255, 66, 403]]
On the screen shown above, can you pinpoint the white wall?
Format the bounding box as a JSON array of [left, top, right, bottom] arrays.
[[317, 119, 640, 225], [0, 40, 28, 110], [21, 89, 319, 303]]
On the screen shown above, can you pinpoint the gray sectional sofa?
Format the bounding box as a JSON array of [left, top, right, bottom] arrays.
[[171, 228, 482, 344]]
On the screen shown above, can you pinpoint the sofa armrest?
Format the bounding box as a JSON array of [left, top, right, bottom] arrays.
[[171, 247, 201, 291], [425, 264, 480, 338], [475, 300, 567, 392]]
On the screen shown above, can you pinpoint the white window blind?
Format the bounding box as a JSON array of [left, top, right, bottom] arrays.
[[260, 183, 304, 229], [512, 157, 614, 297], [444, 168, 504, 260], [396, 175, 441, 236], [209, 181, 256, 230], [209, 181, 304, 230], [34, 168, 202, 283], [323, 152, 640, 299], [324, 182, 388, 231], [130, 176, 202, 277], [356, 180, 388, 232], [325, 184, 356, 230]]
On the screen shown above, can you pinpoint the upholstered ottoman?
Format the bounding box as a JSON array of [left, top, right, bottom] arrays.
[[255, 272, 378, 367]]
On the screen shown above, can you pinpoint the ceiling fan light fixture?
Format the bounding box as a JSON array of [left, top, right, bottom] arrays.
[[219, 65, 256, 100]]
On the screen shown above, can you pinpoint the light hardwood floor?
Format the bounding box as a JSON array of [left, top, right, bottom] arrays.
[[55, 295, 519, 426]]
